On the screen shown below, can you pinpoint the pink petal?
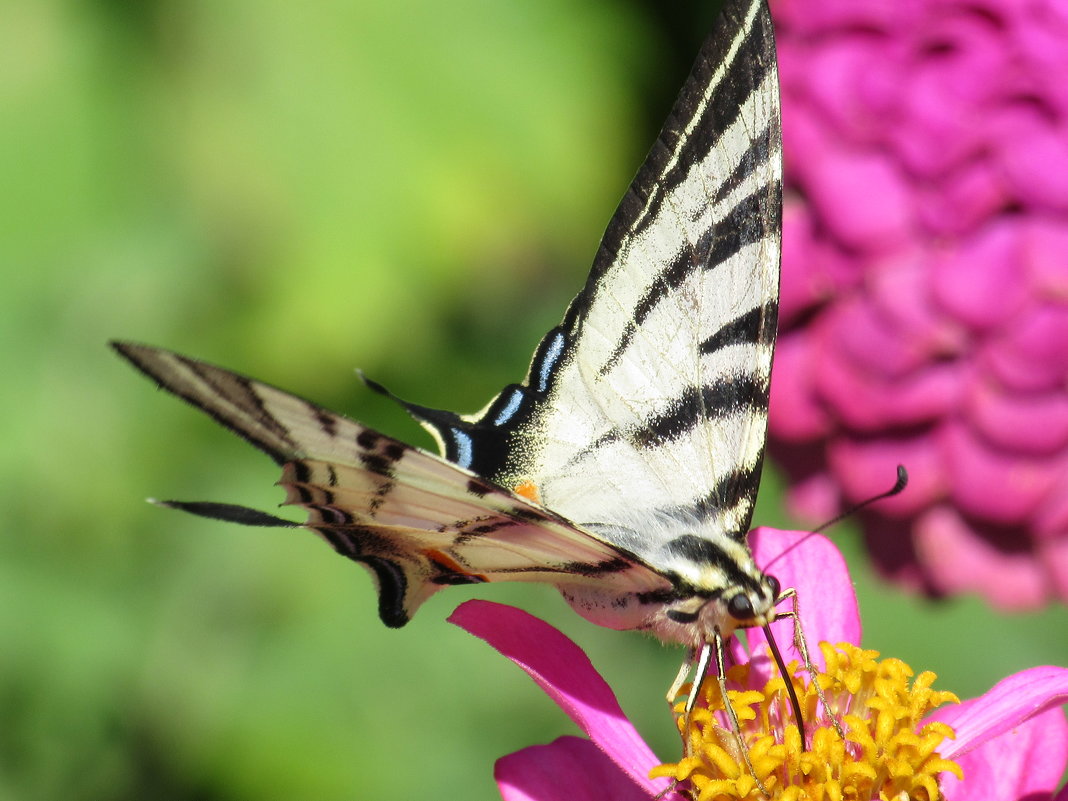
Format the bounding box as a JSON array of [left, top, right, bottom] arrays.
[[773, 0, 904, 35], [893, 12, 1008, 177], [996, 112, 1068, 213], [964, 378, 1068, 456], [831, 295, 930, 378], [817, 344, 960, 431], [867, 256, 966, 359], [929, 665, 1068, 759], [1023, 218, 1068, 299], [894, 68, 980, 178], [448, 600, 675, 799], [941, 705, 1068, 801], [803, 35, 895, 143], [1036, 475, 1068, 541], [914, 505, 1049, 609], [982, 302, 1068, 392], [943, 422, 1058, 525], [803, 147, 915, 253], [496, 736, 651, 801], [1039, 535, 1068, 601], [1016, 1, 1068, 90], [779, 199, 835, 326], [779, 200, 816, 324], [784, 471, 843, 525], [916, 159, 1007, 236], [745, 529, 861, 668], [782, 97, 835, 176], [827, 432, 946, 516], [930, 222, 1030, 332], [768, 333, 834, 442]]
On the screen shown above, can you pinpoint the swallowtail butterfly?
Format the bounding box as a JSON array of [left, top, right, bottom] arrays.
[[115, 0, 782, 733]]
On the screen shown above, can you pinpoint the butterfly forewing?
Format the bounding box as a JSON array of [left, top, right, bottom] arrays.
[[407, 0, 781, 570]]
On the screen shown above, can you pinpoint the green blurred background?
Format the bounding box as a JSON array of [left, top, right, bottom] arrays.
[[3, 0, 1066, 799]]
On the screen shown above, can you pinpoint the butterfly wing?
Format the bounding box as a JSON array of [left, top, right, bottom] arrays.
[[113, 0, 780, 637], [113, 342, 672, 627], [403, 0, 781, 566]]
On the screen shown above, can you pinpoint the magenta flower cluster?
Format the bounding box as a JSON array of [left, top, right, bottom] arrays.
[[766, 0, 1068, 608]]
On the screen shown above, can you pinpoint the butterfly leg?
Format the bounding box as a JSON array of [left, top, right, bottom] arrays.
[[668, 639, 772, 798], [666, 649, 696, 708], [774, 587, 844, 741], [656, 650, 700, 801], [665, 646, 711, 751], [711, 633, 770, 797], [684, 643, 712, 720]]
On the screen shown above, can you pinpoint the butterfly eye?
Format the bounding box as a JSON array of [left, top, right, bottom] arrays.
[[766, 575, 781, 599], [727, 593, 754, 620]]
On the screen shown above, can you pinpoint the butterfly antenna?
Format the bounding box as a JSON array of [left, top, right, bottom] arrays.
[[813, 465, 909, 534]]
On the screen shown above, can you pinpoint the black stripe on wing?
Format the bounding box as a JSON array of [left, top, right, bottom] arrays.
[[662, 534, 767, 596], [628, 92, 778, 248], [597, 189, 779, 376], [671, 462, 765, 532], [553, 371, 765, 472], [631, 376, 766, 449], [590, 0, 779, 281], [700, 301, 777, 355], [711, 120, 781, 208], [113, 341, 304, 465]]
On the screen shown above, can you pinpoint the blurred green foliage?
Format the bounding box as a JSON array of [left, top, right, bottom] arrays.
[[2, 0, 1065, 800]]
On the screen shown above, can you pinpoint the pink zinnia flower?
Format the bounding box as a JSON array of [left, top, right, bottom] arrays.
[[767, 0, 1068, 607], [450, 529, 1068, 800]]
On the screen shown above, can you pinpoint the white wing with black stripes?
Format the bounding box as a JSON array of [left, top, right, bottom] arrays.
[[404, 0, 781, 578], [114, 0, 781, 648]]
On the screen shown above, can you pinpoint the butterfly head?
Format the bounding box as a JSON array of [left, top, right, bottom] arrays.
[[722, 573, 780, 629], [649, 532, 785, 646]]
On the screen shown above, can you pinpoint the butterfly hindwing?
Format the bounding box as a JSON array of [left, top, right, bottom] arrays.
[[403, 0, 781, 570], [113, 342, 672, 627]]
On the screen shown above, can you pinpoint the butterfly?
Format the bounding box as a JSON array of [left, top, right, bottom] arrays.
[[114, 0, 786, 749]]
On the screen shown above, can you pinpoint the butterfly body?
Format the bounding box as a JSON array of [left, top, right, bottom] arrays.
[[555, 520, 782, 649], [115, 0, 780, 658]]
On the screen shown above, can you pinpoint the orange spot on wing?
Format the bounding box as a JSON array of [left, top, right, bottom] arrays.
[[425, 549, 487, 582], [513, 480, 541, 504]]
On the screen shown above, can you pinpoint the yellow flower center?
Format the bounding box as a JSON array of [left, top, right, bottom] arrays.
[[650, 643, 963, 801]]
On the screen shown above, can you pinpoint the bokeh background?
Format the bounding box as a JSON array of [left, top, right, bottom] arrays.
[[3, 0, 1066, 799]]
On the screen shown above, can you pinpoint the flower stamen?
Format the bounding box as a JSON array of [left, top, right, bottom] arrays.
[[651, 643, 963, 801]]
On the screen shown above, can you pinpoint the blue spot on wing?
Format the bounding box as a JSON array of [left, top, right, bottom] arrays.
[[492, 388, 524, 426], [449, 428, 474, 469], [536, 331, 565, 393]]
